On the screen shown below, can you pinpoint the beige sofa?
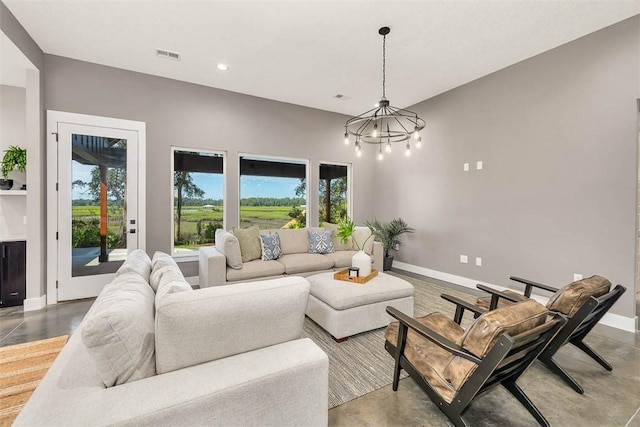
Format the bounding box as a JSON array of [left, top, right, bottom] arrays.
[[199, 226, 383, 288], [16, 250, 329, 426]]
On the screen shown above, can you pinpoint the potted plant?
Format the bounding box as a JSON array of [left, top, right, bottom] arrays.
[[336, 216, 374, 276], [1, 146, 27, 190], [365, 218, 414, 271]]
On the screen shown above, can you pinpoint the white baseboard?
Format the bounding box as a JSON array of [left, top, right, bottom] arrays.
[[393, 261, 638, 333], [23, 294, 47, 312]]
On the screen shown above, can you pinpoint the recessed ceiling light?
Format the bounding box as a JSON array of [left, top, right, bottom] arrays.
[[217, 63, 228, 71]]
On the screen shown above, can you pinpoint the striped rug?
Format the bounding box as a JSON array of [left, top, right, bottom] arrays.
[[0, 335, 68, 427], [303, 272, 477, 409]]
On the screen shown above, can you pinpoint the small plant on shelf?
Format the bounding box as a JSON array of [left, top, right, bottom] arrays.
[[1, 146, 27, 179]]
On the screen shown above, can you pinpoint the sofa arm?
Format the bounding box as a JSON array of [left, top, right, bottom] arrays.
[[15, 338, 328, 427], [372, 241, 383, 271], [155, 276, 311, 374], [199, 246, 226, 287]]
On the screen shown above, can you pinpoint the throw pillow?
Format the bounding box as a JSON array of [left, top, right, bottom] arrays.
[[215, 229, 243, 269], [232, 225, 262, 262], [308, 229, 335, 254], [260, 232, 283, 260], [81, 274, 156, 387], [323, 222, 353, 251]]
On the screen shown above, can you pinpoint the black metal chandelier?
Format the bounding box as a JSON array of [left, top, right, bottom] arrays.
[[344, 26, 425, 160]]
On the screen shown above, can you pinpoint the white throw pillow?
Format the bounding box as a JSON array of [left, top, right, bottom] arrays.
[[81, 273, 156, 387], [215, 229, 243, 269]]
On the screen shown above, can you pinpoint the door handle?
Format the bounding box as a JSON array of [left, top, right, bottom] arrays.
[[129, 229, 136, 234]]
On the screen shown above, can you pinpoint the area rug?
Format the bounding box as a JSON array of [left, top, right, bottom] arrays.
[[302, 272, 477, 409], [0, 335, 68, 427]]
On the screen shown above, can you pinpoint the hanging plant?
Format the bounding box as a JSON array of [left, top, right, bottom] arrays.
[[1, 146, 27, 179]]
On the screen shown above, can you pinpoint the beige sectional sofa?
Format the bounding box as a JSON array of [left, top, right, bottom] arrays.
[[16, 250, 329, 426], [199, 226, 383, 287]]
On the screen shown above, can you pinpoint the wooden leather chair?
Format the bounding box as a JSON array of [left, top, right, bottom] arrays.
[[474, 275, 626, 394], [385, 299, 566, 427]]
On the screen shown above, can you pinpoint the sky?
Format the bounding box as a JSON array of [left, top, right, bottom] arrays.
[[72, 162, 301, 200]]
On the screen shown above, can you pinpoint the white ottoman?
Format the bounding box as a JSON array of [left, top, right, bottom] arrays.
[[305, 271, 414, 341]]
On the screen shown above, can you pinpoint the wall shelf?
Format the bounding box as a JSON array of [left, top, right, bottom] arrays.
[[0, 190, 27, 196]]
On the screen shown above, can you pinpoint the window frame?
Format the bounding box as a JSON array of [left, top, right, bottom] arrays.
[[170, 146, 227, 260]]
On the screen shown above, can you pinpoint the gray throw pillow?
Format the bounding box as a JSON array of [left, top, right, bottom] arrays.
[[308, 229, 335, 254], [260, 232, 283, 260], [232, 226, 262, 262]]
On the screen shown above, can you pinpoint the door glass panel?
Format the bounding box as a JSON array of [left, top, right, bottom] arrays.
[[71, 134, 128, 277]]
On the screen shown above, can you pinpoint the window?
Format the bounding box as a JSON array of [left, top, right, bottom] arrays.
[[172, 148, 225, 256], [239, 156, 307, 230], [319, 162, 350, 225]]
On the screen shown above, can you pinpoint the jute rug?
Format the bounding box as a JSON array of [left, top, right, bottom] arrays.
[[0, 335, 68, 427], [302, 272, 476, 409]]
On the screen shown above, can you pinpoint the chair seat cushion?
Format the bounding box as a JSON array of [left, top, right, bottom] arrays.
[[547, 275, 611, 317], [476, 289, 528, 310], [385, 312, 463, 403]]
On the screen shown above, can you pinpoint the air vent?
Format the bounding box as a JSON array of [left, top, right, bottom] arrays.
[[334, 94, 350, 100], [334, 94, 345, 99], [156, 48, 181, 61]]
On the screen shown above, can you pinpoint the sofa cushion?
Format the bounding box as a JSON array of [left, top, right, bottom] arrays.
[[155, 269, 193, 305], [215, 229, 243, 269], [260, 232, 283, 261], [323, 222, 353, 251], [547, 275, 611, 317], [308, 229, 335, 254], [81, 273, 156, 387], [353, 226, 374, 255], [277, 228, 310, 255], [115, 249, 152, 283], [278, 253, 334, 275], [152, 251, 179, 271], [226, 259, 285, 282], [232, 226, 262, 262], [323, 250, 358, 268]]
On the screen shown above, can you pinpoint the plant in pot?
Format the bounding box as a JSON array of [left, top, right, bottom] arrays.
[[336, 216, 374, 276], [1, 146, 27, 190], [365, 218, 414, 271]]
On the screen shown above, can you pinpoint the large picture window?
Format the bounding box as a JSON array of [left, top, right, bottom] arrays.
[[319, 162, 350, 225], [172, 148, 225, 256], [239, 156, 307, 229]]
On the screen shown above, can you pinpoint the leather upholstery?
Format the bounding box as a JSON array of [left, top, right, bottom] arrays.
[[546, 275, 611, 317], [476, 289, 528, 310], [385, 299, 548, 403]]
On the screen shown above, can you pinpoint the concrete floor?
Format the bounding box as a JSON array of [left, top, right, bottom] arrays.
[[1, 276, 639, 427]]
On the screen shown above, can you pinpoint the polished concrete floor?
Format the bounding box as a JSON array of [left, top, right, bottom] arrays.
[[2, 275, 639, 427]]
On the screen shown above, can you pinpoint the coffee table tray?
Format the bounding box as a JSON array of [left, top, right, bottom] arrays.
[[333, 268, 378, 284]]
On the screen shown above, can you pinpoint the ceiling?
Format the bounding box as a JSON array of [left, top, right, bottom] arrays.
[[4, 1, 639, 115]]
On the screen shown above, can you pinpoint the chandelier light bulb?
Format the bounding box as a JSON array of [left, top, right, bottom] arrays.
[[405, 143, 411, 156], [372, 123, 378, 138], [385, 142, 392, 153], [413, 128, 420, 140], [416, 136, 422, 149], [356, 150, 362, 157], [344, 131, 349, 145], [378, 152, 383, 161]]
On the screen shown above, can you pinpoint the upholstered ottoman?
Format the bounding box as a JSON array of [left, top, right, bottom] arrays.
[[305, 271, 414, 341]]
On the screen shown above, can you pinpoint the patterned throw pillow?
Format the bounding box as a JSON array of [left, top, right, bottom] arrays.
[[260, 232, 283, 261], [308, 229, 335, 254]]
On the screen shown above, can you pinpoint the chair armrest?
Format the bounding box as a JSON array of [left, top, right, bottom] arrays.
[[476, 284, 523, 310], [386, 306, 481, 364], [155, 276, 310, 374], [509, 276, 558, 296], [440, 294, 486, 324], [199, 246, 226, 287]]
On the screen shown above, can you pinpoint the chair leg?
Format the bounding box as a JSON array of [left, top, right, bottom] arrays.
[[392, 359, 402, 391], [572, 339, 613, 371], [539, 356, 584, 394], [442, 411, 469, 427], [503, 381, 550, 427]]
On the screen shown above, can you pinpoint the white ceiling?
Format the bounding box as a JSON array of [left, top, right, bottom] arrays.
[[4, 1, 639, 114], [0, 30, 36, 88]]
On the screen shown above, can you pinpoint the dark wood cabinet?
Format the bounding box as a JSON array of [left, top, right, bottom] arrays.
[[0, 240, 26, 307]]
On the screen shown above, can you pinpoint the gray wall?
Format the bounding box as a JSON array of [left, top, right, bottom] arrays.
[[44, 55, 375, 276], [373, 17, 639, 318]]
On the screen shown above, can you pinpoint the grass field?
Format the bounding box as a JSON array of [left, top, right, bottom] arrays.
[[72, 205, 297, 249]]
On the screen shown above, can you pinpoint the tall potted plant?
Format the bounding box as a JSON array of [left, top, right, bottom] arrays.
[[1, 146, 27, 190], [366, 218, 414, 271]]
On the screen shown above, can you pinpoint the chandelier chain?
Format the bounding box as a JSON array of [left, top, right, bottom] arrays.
[[382, 33, 386, 99]]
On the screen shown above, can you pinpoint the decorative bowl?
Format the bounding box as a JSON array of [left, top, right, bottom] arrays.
[[0, 179, 14, 190]]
